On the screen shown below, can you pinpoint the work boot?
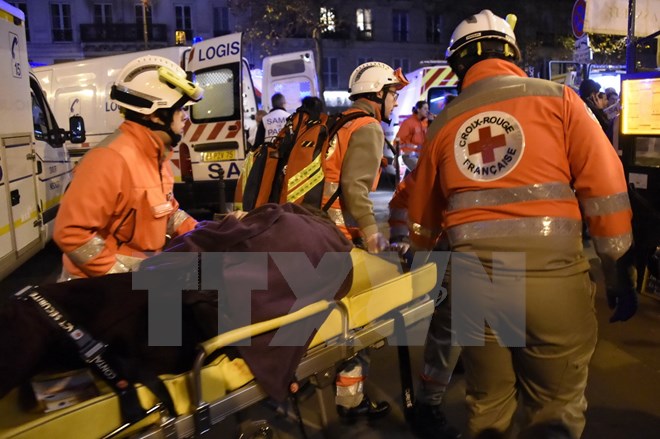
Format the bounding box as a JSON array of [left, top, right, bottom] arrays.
[[336, 397, 391, 421], [410, 403, 461, 439]]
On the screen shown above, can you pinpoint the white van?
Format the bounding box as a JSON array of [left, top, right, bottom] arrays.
[[381, 61, 459, 181], [33, 35, 318, 212], [0, 0, 85, 280], [261, 50, 320, 112]]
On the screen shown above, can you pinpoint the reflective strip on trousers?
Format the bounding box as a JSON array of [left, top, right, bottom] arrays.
[[447, 217, 582, 244]]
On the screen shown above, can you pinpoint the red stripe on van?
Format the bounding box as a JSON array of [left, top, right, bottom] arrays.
[[423, 69, 443, 93], [226, 122, 241, 139], [207, 122, 225, 140], [190, 124, 206, 142]]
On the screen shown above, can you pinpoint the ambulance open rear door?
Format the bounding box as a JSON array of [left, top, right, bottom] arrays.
[[261, 51, 319, 113], [177, 32, 257, 210]]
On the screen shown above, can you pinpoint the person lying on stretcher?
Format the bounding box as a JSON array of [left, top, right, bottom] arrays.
[[0, 203, 355, 405]]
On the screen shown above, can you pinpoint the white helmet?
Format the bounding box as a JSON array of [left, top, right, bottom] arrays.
[[348, 62, 409, 98], [110, 55, 204, 114], [445, 10, 520, 61]]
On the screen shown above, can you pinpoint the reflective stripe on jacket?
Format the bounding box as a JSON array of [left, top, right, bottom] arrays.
[[406, 59, 631, 262], [54, 121, 196, 278]]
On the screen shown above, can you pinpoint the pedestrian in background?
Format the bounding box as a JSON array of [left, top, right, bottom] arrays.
[[254, 92, 290, 148], [397, 100, 434, 172], [579, 79, 612, 138]]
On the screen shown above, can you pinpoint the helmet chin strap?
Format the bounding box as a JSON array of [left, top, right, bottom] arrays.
[[126, 110, 182, 147], [368, 94, 392, 124], [380, 99, 391, 124]]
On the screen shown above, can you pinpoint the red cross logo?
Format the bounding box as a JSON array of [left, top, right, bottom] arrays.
[[467, 127, 507, 163]]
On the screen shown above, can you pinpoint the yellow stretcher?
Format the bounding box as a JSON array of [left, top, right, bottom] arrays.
[[0, 249, 437, 439]]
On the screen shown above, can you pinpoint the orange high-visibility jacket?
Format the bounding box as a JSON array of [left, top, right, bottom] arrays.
[[404, 59, 631, 261], [388, 167, 417, 239], [397, 115, 428, 155], [54, 121, 196, 278], [323, 102, 382, 241]]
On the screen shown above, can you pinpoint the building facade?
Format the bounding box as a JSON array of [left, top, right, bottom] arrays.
[[12, 0, 577, 88]]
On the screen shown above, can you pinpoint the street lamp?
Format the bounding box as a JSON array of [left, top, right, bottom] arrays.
[[142, 0, 149, 50]]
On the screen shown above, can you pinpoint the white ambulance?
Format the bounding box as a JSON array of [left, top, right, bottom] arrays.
[[33, 35, 319, 212], [0, 0, 85, 280], [385, 61, 459, 142], [381, 61, 459, 181]]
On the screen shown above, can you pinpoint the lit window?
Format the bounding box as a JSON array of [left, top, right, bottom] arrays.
[[320, 7, 336, 33], [356, 8, 372, 40]]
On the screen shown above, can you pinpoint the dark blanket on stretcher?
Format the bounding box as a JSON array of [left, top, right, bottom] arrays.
[[0, 203, 353, 402]]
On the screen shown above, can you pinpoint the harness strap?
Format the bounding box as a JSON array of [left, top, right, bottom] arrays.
[[289, 110, 373, 210], [14, 286, 176, 422]]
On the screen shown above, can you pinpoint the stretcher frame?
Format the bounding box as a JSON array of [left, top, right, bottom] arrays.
[[0, 253, 437, 439]]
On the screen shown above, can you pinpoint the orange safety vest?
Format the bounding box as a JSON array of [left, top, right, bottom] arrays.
[[397, 116, 428, 155], [405, 59, 632, 259], [322, 109, 381, 241], [54, 121, 196, 278]]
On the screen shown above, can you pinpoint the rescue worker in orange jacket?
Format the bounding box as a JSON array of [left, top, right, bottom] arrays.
[[330, 62, 409, 421], [398, 10, 637, 437], [325, 61, 409, 252], [397, 100, 433, 172], [54, 55, 203, 279]]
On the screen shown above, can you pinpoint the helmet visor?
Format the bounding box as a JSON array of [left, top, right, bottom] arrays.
[[392, 68, 410, 90]]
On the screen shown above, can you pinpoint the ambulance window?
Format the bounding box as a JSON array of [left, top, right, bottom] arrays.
[[270, 59, 306, 77], [31, 92, 48, 139], [191, 66, 239, 122]]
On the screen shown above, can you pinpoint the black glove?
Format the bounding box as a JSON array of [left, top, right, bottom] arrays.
[[603, 247, 638, 323]]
